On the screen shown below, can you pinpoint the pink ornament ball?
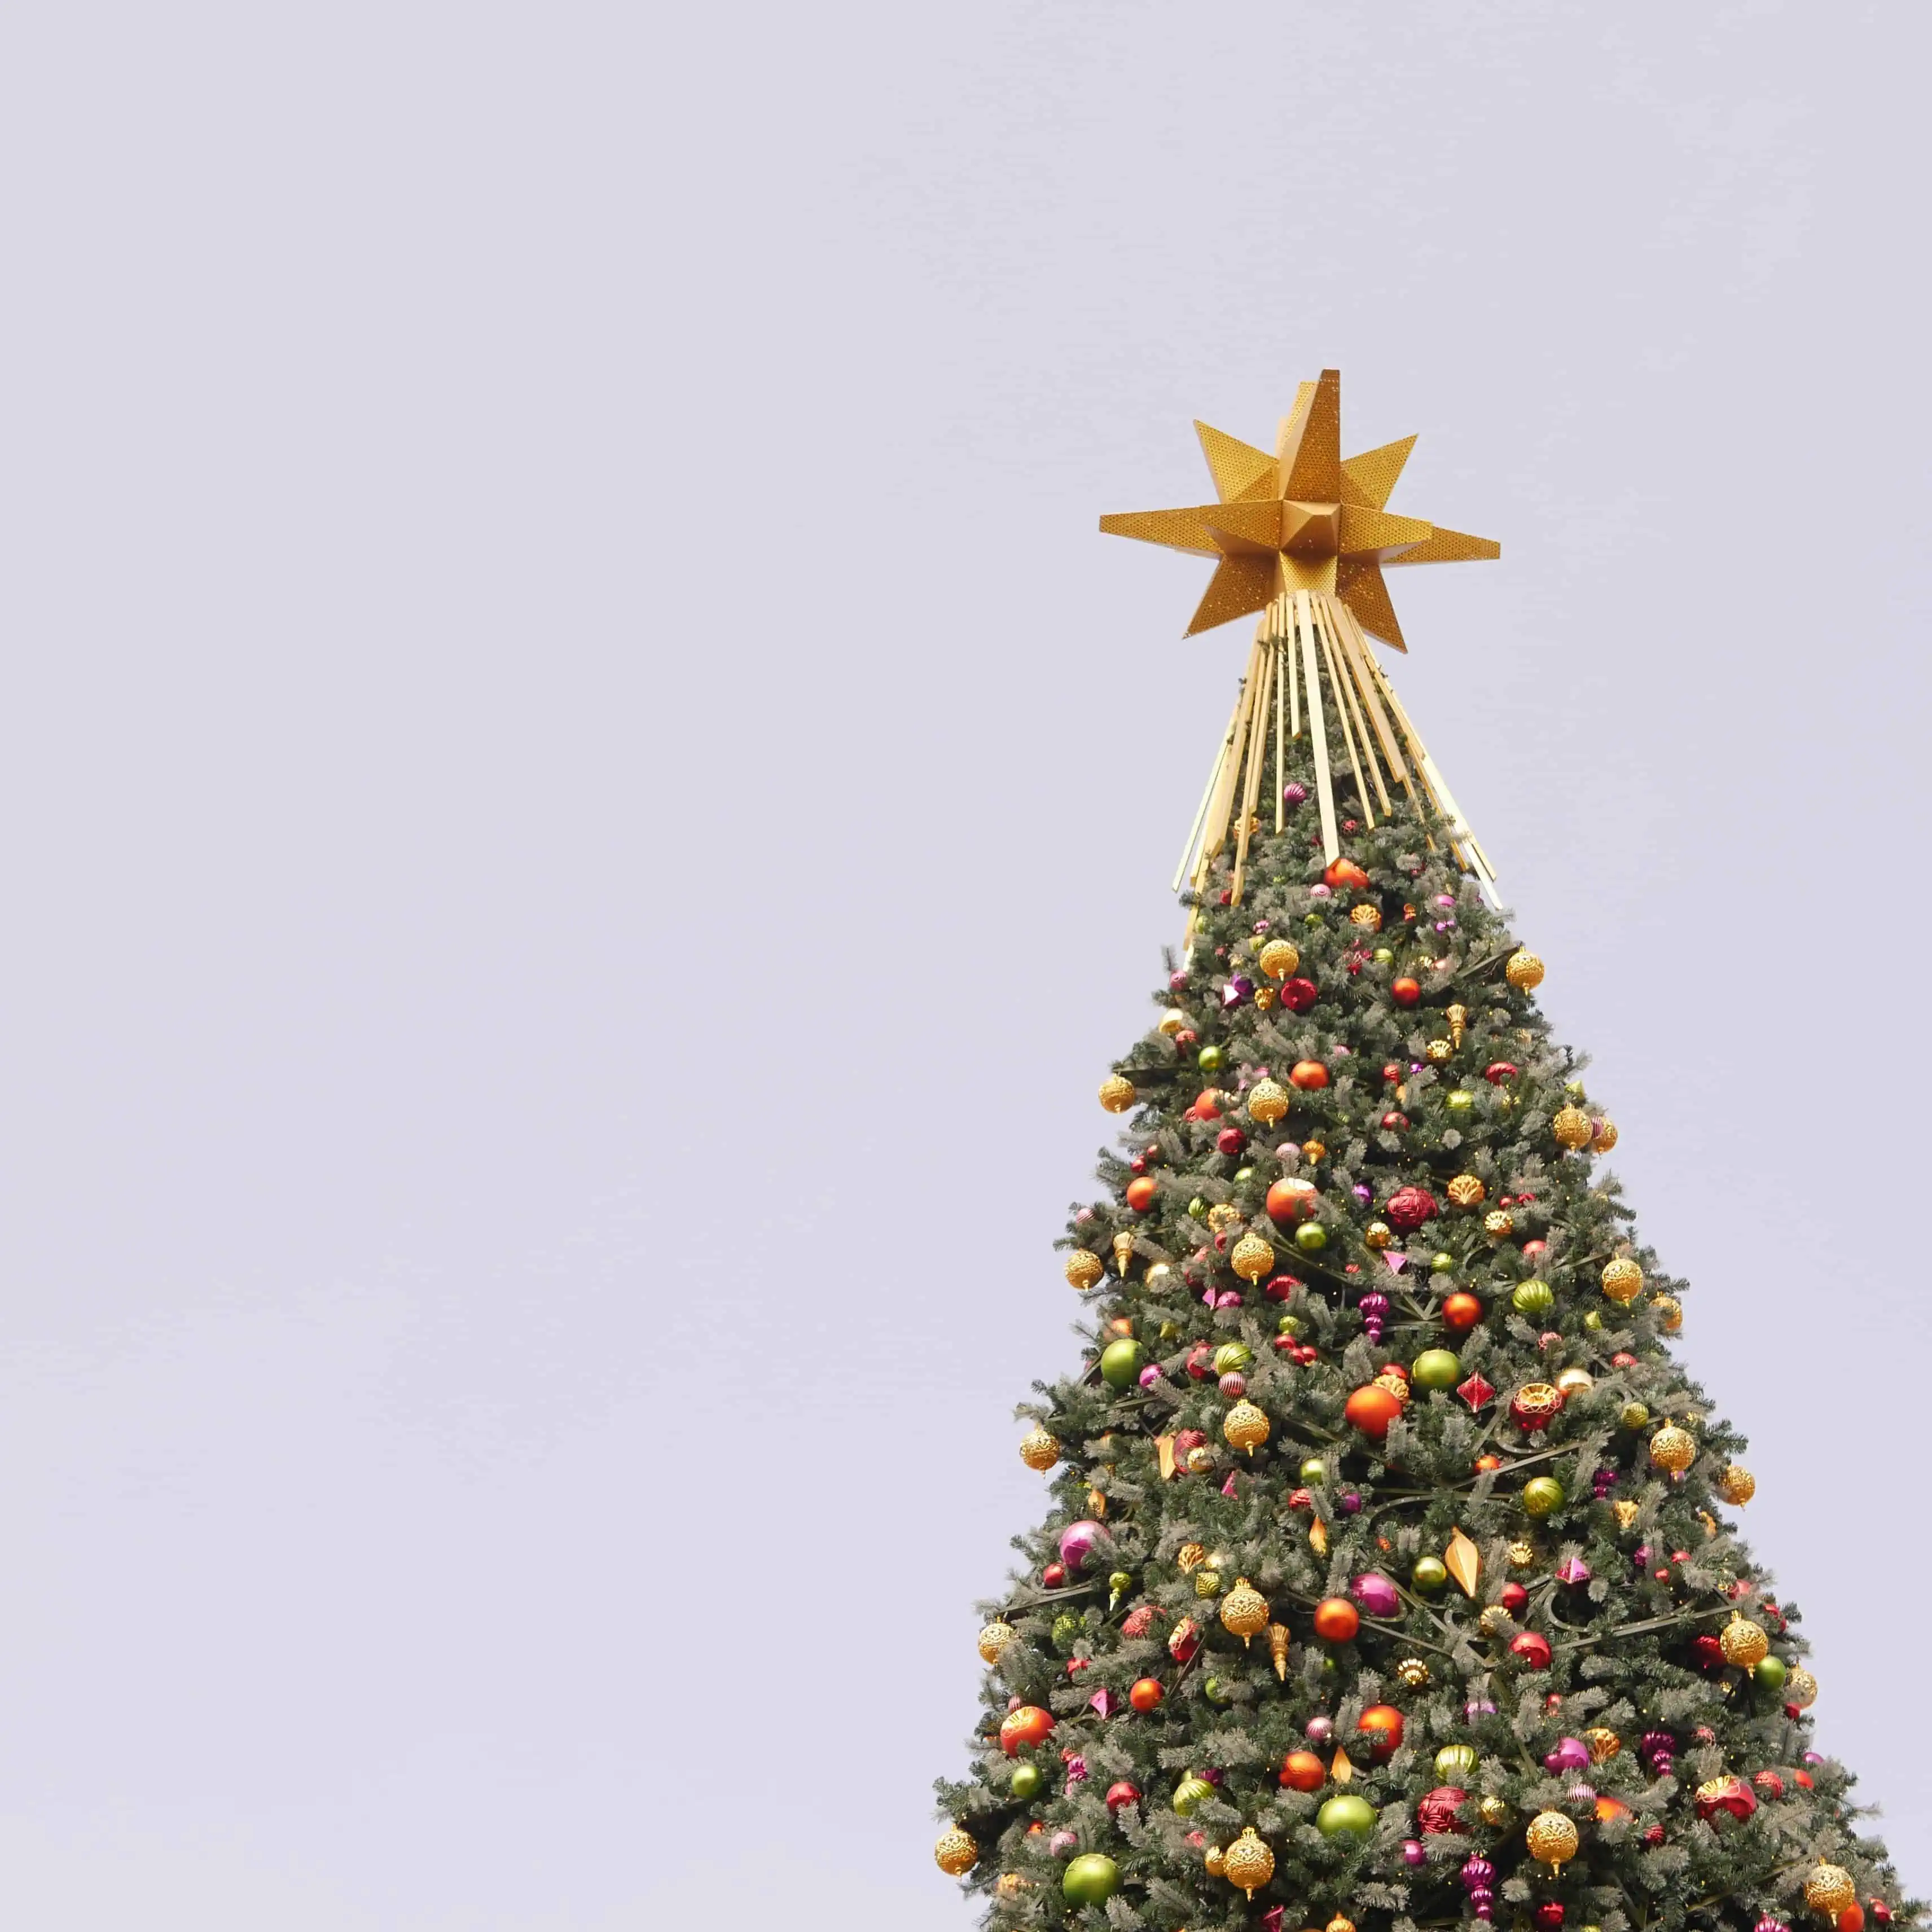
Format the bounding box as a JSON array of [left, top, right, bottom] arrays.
[[1059, 1520, 1105, 1570]]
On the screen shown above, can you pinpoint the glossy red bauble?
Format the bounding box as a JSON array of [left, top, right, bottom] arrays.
[[1840, 1911, 1866, 1932], [1217, 1125, 1247, 1154], [1289, 1060, 1330, 1091], [1508, 1630, 1552, 1669], [1381, 1110, 1410, 1131], [1418, 1787, 1468, 1833], [1484, 1061, 1518, 1084], [1128, 1678, 1163, 1712], [1312, 1596, 1360, 1641], [1186, 1347, 1214, 1380], [1391, 976, 1421, 1008], [1267, 1178, 1320, 1223], [1536, 1905, 1566, 1931], [1442, 1291, 1483, 1332], [1280, 977, 1320, 1013], [1279, 1750, 1326, 1792], [1499, 1582, 1528, 1614], [1042, 1562, 1067, 1588], [1264, 1272, 1302, 1301], [1384, 1184, 1440, 1231], [1104, 1781, 1141, 1813], [1325, 858, 1370, 890], [1356, 1705, 1404, 1758], [1125, 1176, 1157, 1213], [1345, 1383, 1404, 1440], [1000, 1705, 1056, 1755]]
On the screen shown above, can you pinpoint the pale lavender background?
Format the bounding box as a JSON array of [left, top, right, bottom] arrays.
[[0, 2, 1920, 1925]]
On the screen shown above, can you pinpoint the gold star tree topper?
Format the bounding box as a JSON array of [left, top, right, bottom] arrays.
[[1099, 369, 1498, 647]]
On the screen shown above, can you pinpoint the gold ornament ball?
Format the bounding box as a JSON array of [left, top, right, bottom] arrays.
[[1327, 1917, 1358, 1932], [1478, 1605, 1515, 1638], [1806, 1867, 1856, 1917], [1716, 1464, 1757, 1505], [1195, 1568, 1223, 1599], [1065, 1249, 1105, 1291], [1018, 1428, 1061, 1472], [1301, 1139, 1327, 1162], [1593, 1117, 1619, 1152], [1447, 1174, 1487, 1208], [1254, 986, 1277, 1011], [977, 1621, 1017, 1664], [1552, 1104, 1592, 1150], [1099, 1074, 1137, 1114], [1396, 1656, 1432, 1688], [1652, 1294, 1684, 1333], [1584, 1727, 1622, 1763], [1425, 1038, 1454, 1064], [1478, 1795, 1512, 1827], [1720, 1617, 1769, 1667], [1364, 1220, 1393, 1250], [1612, 1499, 1640, 1530], [1349, 902, 1383, 932], [1601, 1256, 1644, 1304], [1158, 1007, 1188, 1037], [1204, 1843, 1226, 1877], [1483, 1209, 1516, 1238], [934, 1826, 978, 1876], [1206, 1202, 1243, 1234], [1176, 1542, 1208, 1573], [1507, 1539, 1536, 1568], [1222, 1827, 1275, 1900], [1649, 1424, 1696, 1473], [1224, 1399, 1271, 1455], [994, 1873, 1030, 1900], [1220, 1578, 1269, 1643], [1786, 1667, 1819, 1709], [1258, 938, 1301, 981], [1525, 1811, 1579, 1866], [1556, 1367, 1595, 1398], [1185, 1444, 1216, 1474], [1505, 949, 1545, 991], [1231, 1233, 1276, 1282], [1248, 1079, 1290, 1127]]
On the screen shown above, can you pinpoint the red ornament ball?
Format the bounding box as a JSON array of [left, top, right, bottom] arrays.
[[1385, 1185, 1440, 1231], [1499, 1582, 1528, 1614], [1104, 1781, 1141, 1813], [1345, 1383, 1404, 1440], [1442, 1291, 1483, 1332], [1279, 1750, 1326, 1792], [1128, 1678, 1163, 1712], [1509, 1631, 1552, 1669], [1357, 1704, 1404, 1759], [1391, 976, 1421, 1008], [1000, 1706, 1055, 1755], [1419, 1788, 1467, 1833], [1536, 1905, 1566, 1931], [1485, 1061, 1518, 1084], [1042, 1562, 1067, 1588], [1280, 977, 1320, 1013], [1267, 1178, 1320, 1223]]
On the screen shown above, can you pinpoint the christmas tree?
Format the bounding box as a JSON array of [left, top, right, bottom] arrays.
[[933, 372, 1909, 1932]]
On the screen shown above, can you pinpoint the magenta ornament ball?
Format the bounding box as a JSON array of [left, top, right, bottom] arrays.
[[1350, 1572, 1400, 1619], [1059, 1520, 1105, 1570]]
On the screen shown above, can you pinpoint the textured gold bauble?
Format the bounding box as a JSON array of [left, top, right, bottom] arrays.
[[1327, 1916, 1358, 1932], [1087, 1486, 1108, 1517], [1364, 1220, 1393, 1250], [1649, 1424, 1696, 1473], [1478, 1605, 1515, 1637], [1185, 1444, 1216, 1474], [1601, 1256, 1644, 1304], [1612, 1499, 1640, 1529], [977, 1621, 1017, 1663], [994, 1873, 1030, 1900], [1176, 1542, 1208, 1573], [1254, 985, 1276, 1011], [1716, 1464, 1757, 1505], [1552, 1104, 1592, 1150], [1512, 1382, 1563, 1426], [1225, 1399, 1271, 1454], [1204, 1843, 1226, 1877], [1806, 1866, 1856, 1917], [1786, 1667, 1819, 1709], [1248, 1079, 1290, 1127], [1268, 1622, 1292, 1680], [1478, 1795, 1512, 1826], [1396, 1656, 1432, 1688], [1447, 1173, 1487, 1208], [1424, 1038, 1454, 1064], [1206, 1202, 1243, 1234], [1222, 1826, 1275, 1900], [1113, 1231, 1136, 1277], [1556, 1367, 1595, 1398], [1100, 1074, 1137, 1114], [1301, 1139, 1328, 1162], [1525, 1811, 1579, 1865], [1373, 1370, 1411, 1402], [1220, 1577, 1270, 1644], [1483, 1208, 1515, 1237], [1258, 938, 1301, 981], [1231, 1233, 1276, 1281], [1349, 902, 1382, 932], [1158, 1007, 1188, 1036], [1446, 1001, 1469, 1044], [1651, 1294, 1684, 1333], [1720, 1617, 1769, 1667], [1593, 1117, 1619, 1151], [934, 1826, 978, 1875], [1507, 1539, 1536, 1568], [1195, 1568, 1223, 1599], [1066, 1249, 1105, 1290], [1584, 1727, 1622, 1763], [1019, 1428, 1061, 1471], [1505, 950, 1545, 991]]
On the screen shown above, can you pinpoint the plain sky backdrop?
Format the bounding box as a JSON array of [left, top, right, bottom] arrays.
[[0, 2, 1922, 1925]]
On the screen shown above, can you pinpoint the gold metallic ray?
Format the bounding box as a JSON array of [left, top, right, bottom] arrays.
[[1336, 555, 1406, 651], [1278, 368, 1343, 502], [1386, 524, 1502, 566], [1337, 504, 1434, 561], [1185, 554, 1277, 636], [1098, 506, 1223, 556], [1195, 422, 1277, 503], [1340, 435, 1417, 510]]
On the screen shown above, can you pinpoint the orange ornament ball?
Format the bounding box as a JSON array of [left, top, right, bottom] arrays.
[[1357, 1704, 1404, 1759], [1290, 1060, 1331, 1091], [1125, 1176, 1158, 1213], [1474, 1453, 1503, 1472], [1267, 1176, 1320, 1223], [1312, 1596, 1360, 1643], [1391, 977, 1422, 1008], [999, 1705, 1056, 1756], [1442, 1291, 1483, 1332], [1193, 1089, 1223, 1121], [1129, 1677, 1164, 1713], [1279, 1749, 1327, 1792], [1345, 1382, 1405, 1440], [1325, 858, 1370, 891]]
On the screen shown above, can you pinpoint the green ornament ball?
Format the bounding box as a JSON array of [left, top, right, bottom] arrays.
[[1304, 912, 1324, 927], [1373, 947, 1394, 964], [1235, 1166, 1254, 1183], [1512, 1280, 1556, 1318], [1434, 1743, 1478, 1779], [1198, 1044, 1224, 1073], [1294, 1223, 1328, 1253], [1213, 1342, 1254, 1376], [1583, 1309, 1603, 1331], [1619, 1401, 1650, 1430], [1522, 1475, 1566, 1518], [1158, 1320, 1180, 1340], [1011, 1762, 1044, 1800], [1411, 1555, 1448, 1595], [1051, 1613, 1083, 1651], [1276, 1313, 1302, 1336], [1099, 1338, 1144, 1388], [1202, 1674, 1232, 1706], [1444, 1090, 1476, 1115], [1754, 1654, 1788, 1692], [1188, 1197, 1208, 1219], [1316, 1794, 1378, 1842], [1411, 1347, 1461, 1391], [1062, 1854, 1119, 1907], [1300, 1456, 1327, 1483], [1431, 1251, 1455, 1273], [1172, 1775, 1214, 1816]]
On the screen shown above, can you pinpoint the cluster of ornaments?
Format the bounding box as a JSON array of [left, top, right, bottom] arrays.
[[937, 824, 1894, 1932]]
